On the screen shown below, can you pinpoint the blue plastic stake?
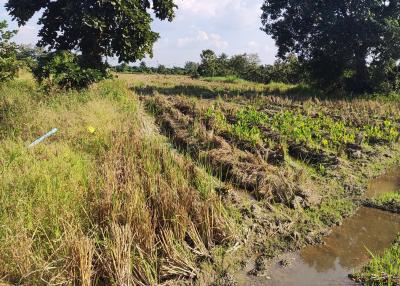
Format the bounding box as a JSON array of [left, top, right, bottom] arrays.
[[28, 128, 59, 149]]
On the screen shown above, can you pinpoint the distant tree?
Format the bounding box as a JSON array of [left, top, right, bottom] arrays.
[[139, 61, 150, 73], [6, 0, 177, 72], [157, 64, 167, 74], [267, 54, 305, 84], [16, 44, 46, 69], [115, 63, 131, 73], [17, 44, 45, 61], [0, 21, 20, 82], [261, 0, 400, 92], [216, 53, 230, 76], [198, 50, 217, 77], [171, 66, 185, 75], [229, 53, 260, 79], [184, 61, 199, 76]]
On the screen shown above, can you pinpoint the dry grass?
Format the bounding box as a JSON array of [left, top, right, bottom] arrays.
[[0, 78, 234, 285]]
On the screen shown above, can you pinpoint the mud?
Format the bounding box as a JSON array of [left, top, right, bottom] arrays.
[[288, 143, 340, 167], [235, 169, 400, 286]]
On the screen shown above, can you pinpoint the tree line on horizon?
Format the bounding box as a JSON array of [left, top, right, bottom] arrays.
[[1, 0, 400, 95], [114, 50, 303, 86]]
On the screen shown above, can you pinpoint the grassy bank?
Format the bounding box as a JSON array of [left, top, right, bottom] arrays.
[[364, 189, 400, 213], [0, 78, 234, 285], [352, 236, 400, 286]]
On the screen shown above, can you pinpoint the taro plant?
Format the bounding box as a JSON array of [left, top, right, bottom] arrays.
[[236, 107, 268, 127], [363, 120, 399, 143], [204, 105, 229, 132], [231, 122, 263, 146]]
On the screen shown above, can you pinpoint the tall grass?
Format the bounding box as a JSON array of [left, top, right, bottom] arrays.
[[0, 79, 233, 285]]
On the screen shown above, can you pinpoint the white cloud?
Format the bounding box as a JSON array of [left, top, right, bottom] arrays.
[[248, 41, 260, 49], [177, 0, 227, 16], [14, 25, 39, 45], [177, 30, 228, 49], [176, 0, 261, 21]]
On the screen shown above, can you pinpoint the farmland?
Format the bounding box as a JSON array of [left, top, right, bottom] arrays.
[[0, 73, 399, 285], [126, 74, 400, 283]]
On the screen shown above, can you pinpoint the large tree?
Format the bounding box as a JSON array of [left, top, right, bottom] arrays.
[[6, 0, 176, 70], [261, 0, 400, 92]]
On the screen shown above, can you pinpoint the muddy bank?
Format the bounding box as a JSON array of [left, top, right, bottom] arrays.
[[240, 207, 400, 286], [235, 169, 400, 286]]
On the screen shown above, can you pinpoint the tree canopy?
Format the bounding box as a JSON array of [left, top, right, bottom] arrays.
[[0, 21, 20, 82], [261, 0, 400, 92], [6, 0, 177, 70]]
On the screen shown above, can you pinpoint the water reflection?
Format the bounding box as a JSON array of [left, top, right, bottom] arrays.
[[364, 168, 400, 198], [301, 207, 400, 273], [237, 168, 400, 286]]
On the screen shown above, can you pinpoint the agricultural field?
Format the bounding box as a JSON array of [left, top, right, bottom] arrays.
[[126, 74, 400, 284], [1, 73, 400, 285]]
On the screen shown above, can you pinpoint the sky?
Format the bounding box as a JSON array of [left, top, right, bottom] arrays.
[[0, 0, 278, 67]]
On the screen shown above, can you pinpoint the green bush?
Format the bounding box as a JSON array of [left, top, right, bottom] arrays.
[[0, 21, 21, 82], [33, 51, 108, 90]]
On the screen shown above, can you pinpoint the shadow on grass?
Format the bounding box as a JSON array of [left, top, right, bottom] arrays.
[[132, 83, 328, 101]]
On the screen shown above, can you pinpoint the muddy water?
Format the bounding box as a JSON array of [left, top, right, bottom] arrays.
[[364, 168, 400, 198], [237, 169, 400, 286]]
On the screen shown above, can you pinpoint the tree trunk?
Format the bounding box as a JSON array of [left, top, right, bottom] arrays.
[[79, 31, 104, 71], [353, 48, 370, 93]]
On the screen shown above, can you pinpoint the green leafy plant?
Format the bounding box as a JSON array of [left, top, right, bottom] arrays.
[[363, 120, 399, 143], [33, 51, 108, 90]]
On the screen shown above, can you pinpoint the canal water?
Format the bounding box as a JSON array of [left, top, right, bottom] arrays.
[[237, 168, 400, 286]]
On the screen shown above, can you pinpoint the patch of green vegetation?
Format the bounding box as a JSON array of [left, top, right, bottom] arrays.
[[211, 105, 398, 151], [352, 236, 400, 286], [365, 190, 400, 213], [202, 75, 249, 84], [306, 198, 355, 226], [376, 191, 400, 206], [205, 106, 265, 146], [364, 120, 399, 143]]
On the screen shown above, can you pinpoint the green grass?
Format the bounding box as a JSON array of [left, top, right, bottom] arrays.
[[365, 190, 400, 213], [375, 191, 400, 206], [202, 75, 249, 84], [352, 236, 400, 285]]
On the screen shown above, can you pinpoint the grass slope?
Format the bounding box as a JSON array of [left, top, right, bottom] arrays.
[[0, 78, 233, 285]]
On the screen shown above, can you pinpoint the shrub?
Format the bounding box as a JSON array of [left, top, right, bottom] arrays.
[[0, 21, 20, 82], [33, 51, 108, 90]]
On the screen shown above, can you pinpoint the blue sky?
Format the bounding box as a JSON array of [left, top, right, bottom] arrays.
[[0, 0, 278, 67]]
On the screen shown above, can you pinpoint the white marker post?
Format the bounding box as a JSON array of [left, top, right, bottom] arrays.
[[28, 128, 59, 149]]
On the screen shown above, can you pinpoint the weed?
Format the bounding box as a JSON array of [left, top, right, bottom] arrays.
[[352, 235, 400, 285]]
